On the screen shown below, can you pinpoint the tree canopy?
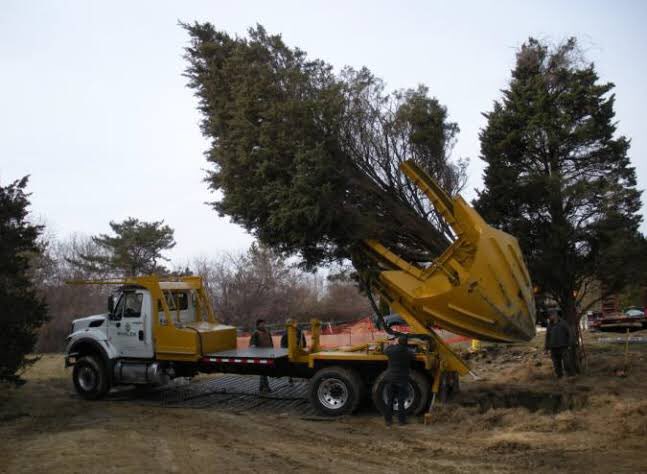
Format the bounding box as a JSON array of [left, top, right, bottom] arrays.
[[476, 38, 644, 325], [183, 23, 466, 271], [71, 217, 176, 276], [0, 177, 48, 381]]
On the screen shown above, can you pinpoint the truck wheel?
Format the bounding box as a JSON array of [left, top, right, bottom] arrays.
[[372, 370, 430, 416], [73, 355, 110, 400], [309, 366, 365, 416]]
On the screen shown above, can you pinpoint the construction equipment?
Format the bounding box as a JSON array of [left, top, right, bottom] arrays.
[[364, 160, 535, 344], [64, 161, 535, 418]]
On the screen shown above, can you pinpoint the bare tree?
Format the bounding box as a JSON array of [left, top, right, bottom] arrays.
[[192, 245, 370, 328], [34, 234, 110, 352]]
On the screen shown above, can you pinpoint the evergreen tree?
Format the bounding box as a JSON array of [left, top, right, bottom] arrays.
[[0, 177, 48, 381], [476, 38, 643, 334], [71, 217, 176, 276], [183, 23, 466, 271]]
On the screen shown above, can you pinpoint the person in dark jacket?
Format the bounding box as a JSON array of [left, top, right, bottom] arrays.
[[383, 335, 414, 426], [280, 324, 307, 385], [250, 319, 273, 392], [280, 326, 307, 349], [545, 309, 575, 378]]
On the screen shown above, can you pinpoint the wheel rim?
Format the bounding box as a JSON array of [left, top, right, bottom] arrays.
[[382, 382, 415, 411], [317, 378, 349, 410], [78, 366, 97, 391]]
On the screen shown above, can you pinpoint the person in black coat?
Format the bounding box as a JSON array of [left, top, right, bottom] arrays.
[[280, 325, 307, 385], [383, 335, 414, 426], [280, 326, 307, 349], [250, 319, 273, 392], [544, 309, 575, 378]]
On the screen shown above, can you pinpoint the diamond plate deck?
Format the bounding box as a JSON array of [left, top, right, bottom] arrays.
[[204, 348, 289, 359], [105, 375, 317, 416]]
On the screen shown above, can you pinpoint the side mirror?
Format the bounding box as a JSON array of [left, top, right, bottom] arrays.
[[108, 295, 115, 314]]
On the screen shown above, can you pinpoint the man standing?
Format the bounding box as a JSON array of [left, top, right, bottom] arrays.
[[383, 335, 414, 426], [250, 319, 273, 392], [280, 325, 307, 349], [545, 309, 575, 378], [280, 324, 307, 386]]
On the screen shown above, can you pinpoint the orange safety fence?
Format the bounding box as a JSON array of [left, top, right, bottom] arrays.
[[236, 316, 470, 349]]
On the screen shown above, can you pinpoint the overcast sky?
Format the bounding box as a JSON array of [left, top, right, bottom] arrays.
[[2, 1, 646, 265]]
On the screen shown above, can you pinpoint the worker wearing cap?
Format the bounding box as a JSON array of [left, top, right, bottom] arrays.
[[250, 319, 273, 392], [544, 309, 575, 378], [383, 335, 414, 426]]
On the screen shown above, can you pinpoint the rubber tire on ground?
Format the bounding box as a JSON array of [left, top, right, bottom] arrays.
[[371, 369, 430, 416], [72, 355, 110, 400], [309, 366, 365, 416]]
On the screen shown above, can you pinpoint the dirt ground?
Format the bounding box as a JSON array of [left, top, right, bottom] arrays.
[[2, 332, 647, 474]]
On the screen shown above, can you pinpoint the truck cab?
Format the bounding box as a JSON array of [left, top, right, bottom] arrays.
[[65, 276, 237, 399]]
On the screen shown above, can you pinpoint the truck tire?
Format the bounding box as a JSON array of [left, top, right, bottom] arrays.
[[309, 366, 365, 416], [371, 369, 430, 416], [73, 355, 110, 400]]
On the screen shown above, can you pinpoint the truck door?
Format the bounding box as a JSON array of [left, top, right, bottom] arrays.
[[108, 290, 154, 359]]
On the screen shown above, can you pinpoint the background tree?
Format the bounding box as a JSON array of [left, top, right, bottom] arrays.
[[183, 23, 466, 273], [195, 244, 315, 327], [192, 244, 371, 328], [34, 234, 110, 352], [476, 38, 644, 333], [0, 177, 48, 381], [70, 217, 176, 276]]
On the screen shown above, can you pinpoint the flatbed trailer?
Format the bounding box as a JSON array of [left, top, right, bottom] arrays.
[[197, 338, 444, 393]]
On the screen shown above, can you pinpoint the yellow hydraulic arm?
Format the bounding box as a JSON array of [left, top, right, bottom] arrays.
[[365, 160, 536, 345]]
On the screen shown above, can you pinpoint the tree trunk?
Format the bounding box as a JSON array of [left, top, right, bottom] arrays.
[[560, 291, 578, 330], [560, 289, 585, 373]]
